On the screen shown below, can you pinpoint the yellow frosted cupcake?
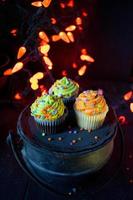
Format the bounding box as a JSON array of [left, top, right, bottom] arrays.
[[30, 94, 68, 134], [74, 90, 109, 130]]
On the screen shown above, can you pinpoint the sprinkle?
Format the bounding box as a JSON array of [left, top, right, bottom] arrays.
[[68, 192, 72, 196], [94, 136, 99, 140], [72, 139, 77, 144], [42, 132, 46, 136], [73, 130, 77, 134], [78, 137, 82, 141], [69, 130, 72, 134], [58, 137, 63, 141], [48, 137, 52, 142]]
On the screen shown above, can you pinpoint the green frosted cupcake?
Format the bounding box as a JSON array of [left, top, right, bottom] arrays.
[[74, 90, 109, 130], [30, 94, 68, 134], [49, 77, 79, 108]]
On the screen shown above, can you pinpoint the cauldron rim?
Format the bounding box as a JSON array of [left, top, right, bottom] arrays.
[[17, 105, 117, 155]]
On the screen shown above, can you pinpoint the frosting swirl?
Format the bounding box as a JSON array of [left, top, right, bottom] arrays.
[[30, 94, 65, 120], [49, 77, 79, 99], [74, 90, 108, 115]]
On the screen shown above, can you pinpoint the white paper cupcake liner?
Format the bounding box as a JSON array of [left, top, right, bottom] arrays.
[[74, 106, 109, 130]]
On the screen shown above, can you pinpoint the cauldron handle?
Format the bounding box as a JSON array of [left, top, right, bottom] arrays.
[[6, 130, 71, 198]]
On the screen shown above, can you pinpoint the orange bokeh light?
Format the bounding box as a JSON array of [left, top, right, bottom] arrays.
[[59, 32, 70, 43], [33, 72, 44, 80], [17, 46, 26, 59], [12, 62, 24, 74], [60, 3, 66, 9], [43, 56, 53, 69], [3, 68, 12, 76], [67, 32, 74, 42], [42, 0, 52, 8], [80, 54, 95, 63], [75, 17, 82, 25], [38, 31, 49, 43], [39, 44, 50, 55], [10, 28, 17, 36], [31, 1, 42, 7], [65, 25, 76, 32], [130, 103, 133, 112], [67, 0, 74, 8], [78, 65, 87, 76], [51, 18, 57, 24], [51, 35, 60, 42], [72, 63, 77, 69], [81, 48, 87, 55], [123, 91, 133, 101], [14, 92, 22, 100]]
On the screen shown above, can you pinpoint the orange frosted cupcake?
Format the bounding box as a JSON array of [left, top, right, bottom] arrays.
[[74, 90, 109, 130]]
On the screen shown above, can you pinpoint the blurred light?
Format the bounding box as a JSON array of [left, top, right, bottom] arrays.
[[62, 70, 67, 76], [82, 10, 88, 17], [124, 91, 133, 101], [3, 68, 12, 76], [72, 62, 77, 69], [33, 72, 44, 80], [75, 17, 82, 25], [43, 56, 53, 69], [39, 85, 47, 94], [130, 103, 133, 112], [67, 0, 74, 7], [51, 35, 60, 42], [67, 32, 74, 42], [80, 54, 95, 62], [17, 46, 26, 59], [78, 65, 87, 76], [65, 25, 76, 32], [29, 77, 38, 84], [39, 44, 50, 55], [118, 115, 126, 124], [60, 3, 65, 8], [59, 32, 70, 43], [14, 92, 22, 100], [38, 31, 49, 43], [81, 48, 87, 55], [31, 83, 39, 90], [42, 0, 52, 8], [51, 17, 57, 24], [10, 28, 17, 37], [31, 1, 42, 7], [12, 62, 24, 74]]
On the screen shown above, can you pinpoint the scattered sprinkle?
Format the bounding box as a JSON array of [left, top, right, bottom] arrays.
[[42, 132, 46, 136], [78, 137, 82, 141], [94, 136, 99, 140], [58, 137, 63, 141], [73, 130, 77, 134], [69, 130, 72, 134], [72, 188, 77, 193], [48, 137, 52, 142], [72, 139, 77, 144]]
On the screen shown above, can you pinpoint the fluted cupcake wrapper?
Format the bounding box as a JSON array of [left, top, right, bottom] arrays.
[[34, 109, 68, 134], [74, 106, 109, 131]]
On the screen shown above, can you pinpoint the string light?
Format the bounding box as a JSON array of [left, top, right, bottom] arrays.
[[118, 115, 126, 124], [51, 35, 60, 42], [31, 1, 42, 7], [12, 62, 24, 74], [80, 54, 95, 62], [14, 92, 22, 100], [75, 17, 82, 25], [33, 72, 44, 80], [38, 31, 49, 43], [130, 103, 133, 112], [51, 18, 57, 24], [67, 32, 74, 42], [67, 0, 74, 8], [65, 25, 76, 32], [59, 32, 70, 43], [42, 0, 52, 8], [62, 70, 67, 76], [43, 56, 53, 69], [123, 91, 133, 101], [17, 46, 26, 59], [3, 68, 12, 76], [72, 63, 77, 69], [78, 65, 87, 76], [39, 44, 50, 55]]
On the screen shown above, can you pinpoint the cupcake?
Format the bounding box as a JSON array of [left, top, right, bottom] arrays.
[[74, 90, 109, 130], [30, 94, 68, 134], [49, 77, 79, 108]]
